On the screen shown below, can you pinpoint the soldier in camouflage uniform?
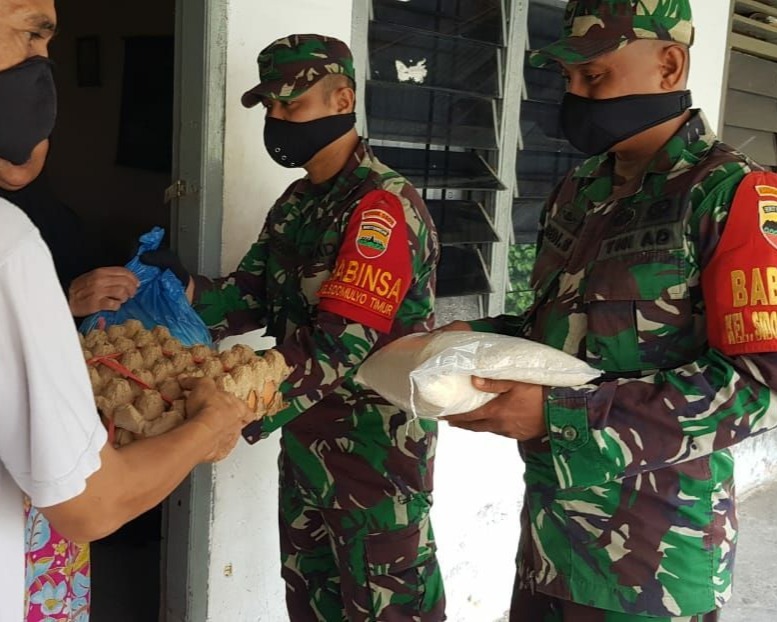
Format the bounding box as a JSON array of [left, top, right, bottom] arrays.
[[442, 1, 777, 621], [193, 35, 444, 621]]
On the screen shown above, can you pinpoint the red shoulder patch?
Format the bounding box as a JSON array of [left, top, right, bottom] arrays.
[[317, 190, 412, 333], [704, 171, 777, 355]]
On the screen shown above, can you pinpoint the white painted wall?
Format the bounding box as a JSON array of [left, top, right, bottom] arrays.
[[734, 433, 777, 498], [220, 1, 355, 273], [206, 2, 353, 621], [687, 0, 732, 134], [432, 429, 523, 621]]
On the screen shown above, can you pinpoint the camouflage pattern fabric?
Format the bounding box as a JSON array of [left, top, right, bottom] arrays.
[[531, 0, 694, 68], [242, 33, 356, 107], [280, 483, 444, 621], [475, 111, 777, 617], [510, 587, 719, 622], [194, 139, 444, 619]]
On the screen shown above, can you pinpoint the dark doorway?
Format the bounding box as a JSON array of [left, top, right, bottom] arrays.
[[47, 1, 177, 620]]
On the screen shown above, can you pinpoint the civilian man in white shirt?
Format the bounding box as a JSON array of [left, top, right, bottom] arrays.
[[0, 1, 253, 619]]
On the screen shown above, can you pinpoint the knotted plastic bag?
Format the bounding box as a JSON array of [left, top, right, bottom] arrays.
[[79, 227, 212, 347]]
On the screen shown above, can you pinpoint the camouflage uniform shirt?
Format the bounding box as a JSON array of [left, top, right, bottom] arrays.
[[196, 139, 440, 510], [484, 111, 777, 616]]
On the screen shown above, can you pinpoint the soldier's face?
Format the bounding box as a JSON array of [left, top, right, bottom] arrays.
[[0, 0, 56, 191], [263, 80, 350, 123], [561, 40, 682, 101]]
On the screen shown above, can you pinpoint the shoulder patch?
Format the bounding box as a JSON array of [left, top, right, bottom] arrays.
[[703, 170, 777, 355], [355, 205, 397, 259], [756, 180, 777, 250], [317, 190, 412, 333]]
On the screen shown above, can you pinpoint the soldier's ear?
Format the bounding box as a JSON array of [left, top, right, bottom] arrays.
[[659, 44, 689, 91], [334, 85, 356, 114]]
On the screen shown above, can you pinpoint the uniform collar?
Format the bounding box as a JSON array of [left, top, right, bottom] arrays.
[[299, 138, 374, 203], [572, 109, 717, 181]]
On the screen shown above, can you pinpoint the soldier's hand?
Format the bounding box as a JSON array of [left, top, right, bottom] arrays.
[[180, 377, 252, 462], [68, 267, 140, 317], [442, 379, 546, 441], [139, 249, 195, 302]]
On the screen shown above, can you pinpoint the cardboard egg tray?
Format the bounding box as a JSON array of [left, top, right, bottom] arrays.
[[81, 320, 290, 447]]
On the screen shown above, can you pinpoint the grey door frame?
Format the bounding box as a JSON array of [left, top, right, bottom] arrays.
[[164, 0, 227, 620], [169, 0, 226, 278]]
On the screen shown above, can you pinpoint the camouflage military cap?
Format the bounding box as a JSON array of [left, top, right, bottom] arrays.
[[241, 34, 355, 108], [530, 0, 694, 68]]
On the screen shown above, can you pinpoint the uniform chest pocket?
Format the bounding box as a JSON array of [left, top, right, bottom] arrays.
[[583, 250, 695, 373]]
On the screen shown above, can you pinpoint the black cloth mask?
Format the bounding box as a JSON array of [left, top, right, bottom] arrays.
[[560, 90, 693, 156], [263, 112, 356, 168], [0, 56, 57, 165]]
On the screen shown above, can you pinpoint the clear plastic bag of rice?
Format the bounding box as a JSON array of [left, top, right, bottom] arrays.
[[355, 331, 602, 419]]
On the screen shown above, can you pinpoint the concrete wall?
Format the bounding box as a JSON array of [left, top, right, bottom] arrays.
[[733, 433, 777, 498]]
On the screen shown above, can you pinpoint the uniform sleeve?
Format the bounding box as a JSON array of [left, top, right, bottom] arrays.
[[544, 170, 777, 490], [195, 222, 271, 341], [244, 189, 434, 440], [0, 227, 107, 508]]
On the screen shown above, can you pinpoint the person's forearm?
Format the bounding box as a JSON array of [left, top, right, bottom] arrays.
[[107, 420, 215, 525], [253, 313, 380, 438], [42, 420, 214, 542]]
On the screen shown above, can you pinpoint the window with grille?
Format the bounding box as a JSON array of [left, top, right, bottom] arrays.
[[354, 0, 582, 317], [722, 0, 777, 170], [358, 0, 508, 304], [508, 0, 584, 315]]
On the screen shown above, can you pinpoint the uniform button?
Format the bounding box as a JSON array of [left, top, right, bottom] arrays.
[[561, 426, 578, 442]]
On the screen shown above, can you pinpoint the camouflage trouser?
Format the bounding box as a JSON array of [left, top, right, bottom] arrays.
[[279, 487, 446, 621], [509, 587, 719, 622]]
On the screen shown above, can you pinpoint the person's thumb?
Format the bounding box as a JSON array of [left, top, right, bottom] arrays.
[[471, 376, 514, 394]]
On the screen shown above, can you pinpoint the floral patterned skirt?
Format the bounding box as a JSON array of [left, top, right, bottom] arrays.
[[24, 499, 90, 622]]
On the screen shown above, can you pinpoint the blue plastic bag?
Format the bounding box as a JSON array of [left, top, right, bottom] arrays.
[[79, 227, 213, 347]]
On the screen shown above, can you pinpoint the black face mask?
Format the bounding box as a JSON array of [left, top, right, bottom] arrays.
[[560, 90, 693, 156], [0, 56, 57, 165], [263, 112, 356, 168]]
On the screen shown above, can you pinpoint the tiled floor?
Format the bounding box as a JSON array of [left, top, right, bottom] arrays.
[[721, 479, 777, 622]]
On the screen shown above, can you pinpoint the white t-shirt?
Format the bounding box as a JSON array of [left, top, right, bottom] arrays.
[[0, 199, 107, 621]]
